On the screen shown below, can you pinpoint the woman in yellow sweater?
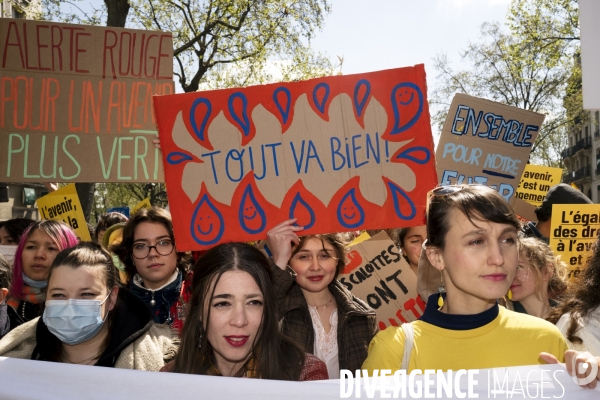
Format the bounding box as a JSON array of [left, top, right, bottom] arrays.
[[362, 185, 568, 373]]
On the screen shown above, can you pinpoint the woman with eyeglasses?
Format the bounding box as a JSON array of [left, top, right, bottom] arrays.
[[362, 185, 568, 373], [266, 220, 378, 379], [111, 207, 192, 334], [509, 236, 567, 318], [0, 242, 175, 369]]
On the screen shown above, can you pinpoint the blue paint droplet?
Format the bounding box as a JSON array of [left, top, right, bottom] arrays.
[[387, 181, 416, 220], [353, 80, 371, 118], [313, 83, 330, 114], [395, 146, 430, 164], [189, 98, 211, 142], [289, 193, 316, 229], [273, 87, 291, 124], [390, 82, 423, 135], [239, 185, 267, 234], [190, 194, 224, 246], [337, 188, 365, 229], [166, 152, 193, 165], [228, 92, 250, 137]]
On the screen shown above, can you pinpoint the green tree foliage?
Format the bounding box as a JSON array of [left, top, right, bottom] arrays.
[[36, 0, 336, 215], [430, 0, 580, 168], [129, 0, 335, 91]]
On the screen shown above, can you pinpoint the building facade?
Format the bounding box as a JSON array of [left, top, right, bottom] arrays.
[[562, 110, 600, 203]]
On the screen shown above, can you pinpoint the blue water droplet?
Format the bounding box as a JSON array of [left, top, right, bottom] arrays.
[[353, 80, 371, 118], [190, 194, 224, 246], [387, 181, 416, 220], [313, 83, 330, 114], [239, 185, 267, 234], [189, 98, 212, 142], [273, 87, 291, 124], [289, 193, 316, 229], [166, 152, 193, 165], [390, 82, 423, 135], [228, 92, 250, 137], [337, 188, 365, 229], [394, 146, 430, 164]]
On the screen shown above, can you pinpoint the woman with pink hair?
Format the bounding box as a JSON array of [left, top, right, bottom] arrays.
[[7, 220, 78, 331]]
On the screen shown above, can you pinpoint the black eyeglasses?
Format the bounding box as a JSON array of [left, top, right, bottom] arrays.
[[132, 239, 175, 259]]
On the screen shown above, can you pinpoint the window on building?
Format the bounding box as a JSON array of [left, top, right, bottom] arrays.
[[585, 126, 589, 137], [12, 6, 25, 19]]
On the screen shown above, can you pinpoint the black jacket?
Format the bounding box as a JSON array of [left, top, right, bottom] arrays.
[[32, 289, 155, 367]]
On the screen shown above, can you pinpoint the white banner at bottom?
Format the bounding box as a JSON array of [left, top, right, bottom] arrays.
[[0, 357, 599, 399]]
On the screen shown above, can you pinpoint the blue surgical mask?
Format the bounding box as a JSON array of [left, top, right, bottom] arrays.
[[22, 273, 47, 289], [42, 292, 112, 346]]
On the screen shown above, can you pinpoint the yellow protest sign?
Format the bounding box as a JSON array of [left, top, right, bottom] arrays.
[[515, 164, 563, 206], [550, 204, 600, 281], [132, 198, 152, 215], [37, 184, 92, 241]]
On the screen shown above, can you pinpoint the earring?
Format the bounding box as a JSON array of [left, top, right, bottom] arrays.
[[507, 289, 513, 301], [437, 271, 446, 307]]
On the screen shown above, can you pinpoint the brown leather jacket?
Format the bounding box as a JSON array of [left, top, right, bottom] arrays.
[[270, 260, 378, 373]]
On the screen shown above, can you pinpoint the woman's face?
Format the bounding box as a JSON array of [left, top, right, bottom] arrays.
[[510, 256, 549, 303], [47, 265, 118, 314], [0, 226, 15, 246], [289, 238, 338, 294], [131, 222, 178, 289], [401, 225, 427, 268], [427, 208, 518, 310], [205, 270, 264, 376], [21, 229, 61, 281]]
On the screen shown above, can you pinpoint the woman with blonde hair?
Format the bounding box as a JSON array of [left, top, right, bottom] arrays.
[[509, 236, 567, 318]]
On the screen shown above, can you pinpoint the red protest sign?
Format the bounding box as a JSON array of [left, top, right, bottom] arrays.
[[154, 66, 437, 250]]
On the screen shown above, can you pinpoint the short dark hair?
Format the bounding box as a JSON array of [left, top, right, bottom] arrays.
[[426, 185, 521, 250], [94, 212, 128, 242], [0, 253, 10, 289], [172, 242, 305, 379], [110, 207, 191, 279], [0, 218, 35, 244]]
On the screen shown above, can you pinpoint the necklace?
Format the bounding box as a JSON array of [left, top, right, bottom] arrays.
[[62, 352, 99, 365], [309, 297, 333, 309]]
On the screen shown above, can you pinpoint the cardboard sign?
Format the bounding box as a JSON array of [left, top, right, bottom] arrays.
[[154, 66, 437, 250], [436, 94, 545, 202], [37, 183, 92, 241], [339, 231, 422, 331], [0, 18, 173, 182], [515, 164, 563, 206], [132, 198, 152, 214], [550, 204, 600, 281]]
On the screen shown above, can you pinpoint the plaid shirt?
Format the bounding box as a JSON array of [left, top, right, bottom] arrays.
[[270, 261, 378, 373]]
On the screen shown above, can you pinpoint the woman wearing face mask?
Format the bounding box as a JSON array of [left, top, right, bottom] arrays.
[[509, 236, 567, 318], [266, 220, 378, 379], [162, 242, 328, 380], [111, 207, 192, 334], [0, 242, 176, 369], [362, 185, 568, 373], [7, 221, 78, 331], [0, 218, 35, 265]]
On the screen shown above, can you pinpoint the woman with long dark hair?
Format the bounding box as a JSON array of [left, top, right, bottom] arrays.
[[0, 242, 175, 369], [162, 242, 327, 380], [548, 231, 600, 356]]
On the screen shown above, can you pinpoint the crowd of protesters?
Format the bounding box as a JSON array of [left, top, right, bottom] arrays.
[[0, 183, 599, 388]]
